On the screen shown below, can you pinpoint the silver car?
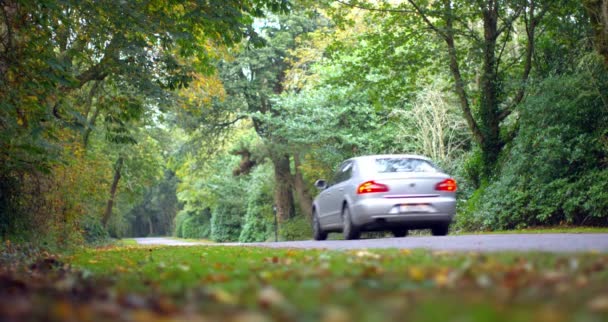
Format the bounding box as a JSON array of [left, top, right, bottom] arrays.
[[312, 154, 457, 240]]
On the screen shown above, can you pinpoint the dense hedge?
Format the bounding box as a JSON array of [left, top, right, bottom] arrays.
[[457, 56, 608, 230], [239, 164, 275, 242], [210, 203, 244, 242], [279, 216, 312, 241], [174, 208, 212, 239]]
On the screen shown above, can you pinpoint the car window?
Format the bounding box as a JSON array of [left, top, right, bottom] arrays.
[[331, 161, 353, 184], [342, 162, 353, 181], [375, 157, 439, 173]]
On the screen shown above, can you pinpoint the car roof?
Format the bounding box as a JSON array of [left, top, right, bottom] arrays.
[[347, 154, 432, 163]]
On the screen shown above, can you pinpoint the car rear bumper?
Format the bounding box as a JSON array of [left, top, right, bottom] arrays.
[[350, 196, 456, 228]]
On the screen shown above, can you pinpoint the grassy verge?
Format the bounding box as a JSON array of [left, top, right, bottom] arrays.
[[169, 237, 213, 243], [113, 238, 139, 246], [472, 226, 608, 234], [322, 227, 608, 239], [62, 245, 608, 322]]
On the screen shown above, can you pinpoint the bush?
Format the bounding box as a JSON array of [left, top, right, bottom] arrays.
[[81, 216, 110, 245], [174, 208, 212, 239], [174, 210, 187, 238], [279, 216, 312, 241], [467, 55, 608, 229], [239, 164, 275, 242], [211, 203, 244, 242], [182, 215, 211, 239]]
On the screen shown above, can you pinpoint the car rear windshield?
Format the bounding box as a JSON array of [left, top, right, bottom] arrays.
[[375, 157, 439, 173]]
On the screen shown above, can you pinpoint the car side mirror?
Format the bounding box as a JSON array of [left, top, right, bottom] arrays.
[[314, 179, 328, 190]]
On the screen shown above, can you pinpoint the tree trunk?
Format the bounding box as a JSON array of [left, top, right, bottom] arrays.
[[271, 153, 295, 222], [478, 2, 503, 174], [585, 0, 608, 65], [147, 216, 154, 236], [102, 156, 123, 227], [293, 154, 313, 220], [83, 106, 101, 149], [82, 81, 101, 149]]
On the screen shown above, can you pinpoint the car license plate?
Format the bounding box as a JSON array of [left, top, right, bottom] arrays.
[[399, 204, 433, 213]]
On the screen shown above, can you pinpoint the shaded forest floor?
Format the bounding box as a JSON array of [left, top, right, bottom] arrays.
[[2, 244, 608, 322]]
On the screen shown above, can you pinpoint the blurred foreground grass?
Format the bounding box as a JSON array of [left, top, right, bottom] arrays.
[[63, 245, 608, 322]]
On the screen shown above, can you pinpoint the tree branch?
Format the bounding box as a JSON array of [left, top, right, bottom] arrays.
[[499, 0, 547, 121], [407, 0, 448, 40], [73, 36, 123, 89], [496, 6, 524, 36], [441, 0, 484, 145], [495, 18, 513, 75], [76, 61, 109, 88], [210, 115, 247, 129], [334, 0, 415, 13]]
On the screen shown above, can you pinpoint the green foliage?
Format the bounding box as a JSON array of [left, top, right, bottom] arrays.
[[279, 215, 312, 241], [127, 170, 180, 237], [178, 208, 212, 239], [173, 205, 215, 240], [0, 0, 291, 246], [211, 203, 244, 242], [465, 55, 608, 229], [239, 164, 276, 242], [461, 149, 484, 190], [82, 216, 110, 245], [175, 132, 254, 242]]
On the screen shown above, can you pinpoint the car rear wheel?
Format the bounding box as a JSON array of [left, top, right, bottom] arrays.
[[342, 206, 360, 240], [431, 223, 449, 236], [391, 229, 408, 238], [312, 210, 328, 241]]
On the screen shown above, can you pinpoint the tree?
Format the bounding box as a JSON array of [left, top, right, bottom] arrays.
[[326, 0, 553, 177], [215, 12, 326, 221], [584, 0, 608, 65], [0, 0, 290, 243]]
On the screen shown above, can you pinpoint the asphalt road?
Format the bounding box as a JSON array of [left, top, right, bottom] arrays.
[[134, 234, 608, 253]]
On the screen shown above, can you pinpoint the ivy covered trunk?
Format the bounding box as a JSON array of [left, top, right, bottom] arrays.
[[584, 0, 608, 65], [271, 153, 295, 222], [479, 2, 503, 175], [293, 154, 313, 220]]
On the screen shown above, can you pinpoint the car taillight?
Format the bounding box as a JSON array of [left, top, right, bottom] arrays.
[[436, 178, 457, 192], [357, 180, 389, 194]]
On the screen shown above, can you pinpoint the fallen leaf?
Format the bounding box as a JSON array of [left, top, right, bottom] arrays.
[[354, 250, 380, 259], [476, 274, 492, 288], [408, 267, 425, 281], [434, 269, 450, 287], [588, 295, 608, 312], [258, 286, 286, 308], [209, 289, 237, 305], [321, 306, 350, 322]]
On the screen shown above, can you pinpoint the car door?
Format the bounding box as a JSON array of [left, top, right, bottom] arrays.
[[316, 164, 342, 227], [325, 161, 354, 227]]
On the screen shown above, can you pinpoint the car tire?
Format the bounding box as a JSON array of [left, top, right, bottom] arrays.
[[391, 229, 408, 238], [342, 206, 360, 240], [431, 223, 449, 236], [312, 210, 328, 241]]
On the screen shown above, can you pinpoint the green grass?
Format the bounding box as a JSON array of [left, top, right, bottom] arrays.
[[67, 245, 608, 322], [462, 226, 608, 235], [113, 238, 139, 246], [169, 237, 214, 243], [321, 227, 608, 240]]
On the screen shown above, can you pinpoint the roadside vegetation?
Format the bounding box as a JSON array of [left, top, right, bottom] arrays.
[[1, 1, 608, 320], [1, 1, 607, 247]]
